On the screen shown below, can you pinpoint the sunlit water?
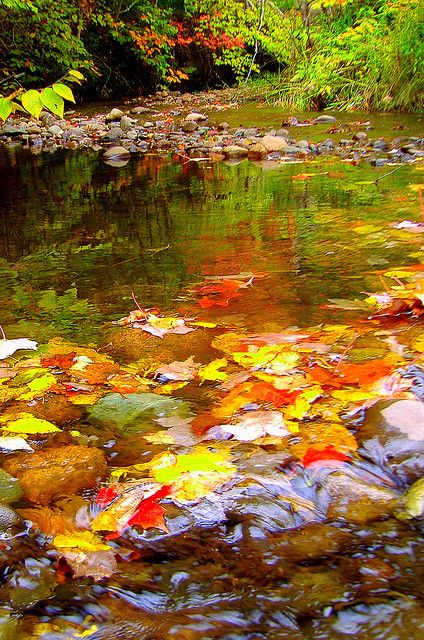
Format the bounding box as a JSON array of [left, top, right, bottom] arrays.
[[1, 133, 424, 639]]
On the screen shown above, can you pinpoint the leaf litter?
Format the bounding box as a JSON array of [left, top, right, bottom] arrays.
[[2, 261, 424, 587]]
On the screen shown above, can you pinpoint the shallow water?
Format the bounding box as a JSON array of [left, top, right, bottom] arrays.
[[1, 138, 424, 639]]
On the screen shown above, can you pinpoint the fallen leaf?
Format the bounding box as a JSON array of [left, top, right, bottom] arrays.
[[155, 356, 200, 381], [198, 358, 228, 383], [0, 412, 61, 434], [214, 410, 290, 441], [0, 436, 33, 452], [0, 338, 38, 360]]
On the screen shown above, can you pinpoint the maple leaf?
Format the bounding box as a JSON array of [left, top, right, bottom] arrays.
[[212, 410, 290, 442], [91, 482, 171, 534], [155, 356, 200, 381], [198, 358, 228, 383]]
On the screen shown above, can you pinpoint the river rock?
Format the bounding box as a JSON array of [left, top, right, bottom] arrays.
[[132, 106, 151, 114], [120, 115, 134, 132], [103, 146, 131, 159], [1, 123, 27, 137], [359, 399, 424, 484], [248, 142, 268, 158], [105, 108, 124, 122], [352, 131, 368, 141], [0, 504, 21, 532], [88, 392, 191, 433], [260, 135, 289, 152], [27, 124, 42, 135], [314, 115, 337, 124], [222, 145, 249, 159], [181, 121, 198, 132], [184, 112, 208, 122], [3, 445, 107, 505], [47, 125, 63, 136], [317, 470, 399, 523]]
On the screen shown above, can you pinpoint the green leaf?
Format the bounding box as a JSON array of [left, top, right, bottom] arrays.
[[67, 70, 84, 81], [20, 90, 43, 119], [40, 87, 64, 118], [2, 414, 61, 434], [0, 97, 13, 121], [52, 83, 75, 104]]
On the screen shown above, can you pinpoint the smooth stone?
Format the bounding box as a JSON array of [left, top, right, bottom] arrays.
[[217, 121, 229, 130], [47, 125, 63, 136], [248, 142, 268, 158], [103, 146, 131, 159], [260, 135, 289, 152], [105, 108, 124, 122], [181, 121, 198, 132], [120, 116, 134, 131], [184, 112, 208, 122], [352, 131, 368, 141], [222, 145, 249, 159], [0, 504, 21, 531], [3, 445, 107, 505], [131, 106, 151, 114], [0, 469, 23, 505], [1, 123, 27, 136], [371, 138, 388, 149], [359, 399, 424, 484], [317, 470, 399, 523], [314, 115, 337, 124], [26, 124, 42, 135]]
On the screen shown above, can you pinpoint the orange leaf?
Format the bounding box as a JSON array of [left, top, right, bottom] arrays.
[[302, 446, 349, 468]]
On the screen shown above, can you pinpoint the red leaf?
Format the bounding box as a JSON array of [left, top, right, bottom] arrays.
[[41, 352, 77, 369], [96, 487, 118, 508], [127, 484, 173, 531], [302, 446, 349, 468]]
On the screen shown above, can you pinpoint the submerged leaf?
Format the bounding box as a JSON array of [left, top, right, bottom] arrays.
[[1, 413, 60, 434]]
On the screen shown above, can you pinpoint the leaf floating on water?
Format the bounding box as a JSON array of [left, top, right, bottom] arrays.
[[155, 356, 200, 381], [198, 358, 229, 383], [0, 338, 38, 360]]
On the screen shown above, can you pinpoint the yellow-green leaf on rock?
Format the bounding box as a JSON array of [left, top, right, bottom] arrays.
[[2, 413, 60, 434]]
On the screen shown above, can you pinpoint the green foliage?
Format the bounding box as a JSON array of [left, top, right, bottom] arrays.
[[0, 70, 81, 122], [0, 0, 422, 109]]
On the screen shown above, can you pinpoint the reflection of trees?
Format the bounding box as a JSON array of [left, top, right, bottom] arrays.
[[0, 149, 415, 329]]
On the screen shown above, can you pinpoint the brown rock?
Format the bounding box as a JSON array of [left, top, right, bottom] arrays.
[[260, 135, 289, 152], [181, 121, 198, 132], [3, 445, 107, 505], [320, 471, 399, 524], [222, 145, 249, 159], [248, 142, 268, 158]]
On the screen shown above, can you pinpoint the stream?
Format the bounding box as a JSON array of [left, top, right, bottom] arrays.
[[0, 109, 424, 639]]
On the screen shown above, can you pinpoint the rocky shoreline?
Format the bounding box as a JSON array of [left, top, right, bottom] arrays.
[[1, 90, 423, 166]]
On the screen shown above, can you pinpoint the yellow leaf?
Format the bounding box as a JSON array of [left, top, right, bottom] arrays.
[[332, 389, 378, 402], [143, 431, 175, 444], [2, 412, 60, 434], [188, 321, 217, 328], [408, 184, 424, 192], [199, 358, 228, 383], [284, 395, 311, 420], [154, 381, 189, 394], [233, 345, 299, 374], [54, 530, 111, 552], [147, 315, 184, 330]]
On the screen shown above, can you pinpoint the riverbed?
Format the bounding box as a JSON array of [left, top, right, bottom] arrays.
[[0, 104, 423, 639]]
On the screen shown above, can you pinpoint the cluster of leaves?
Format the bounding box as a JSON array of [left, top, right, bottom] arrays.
[[0, 69, 83, 122], [1, 0, 421, 106], [3, 259, 424, 582]]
